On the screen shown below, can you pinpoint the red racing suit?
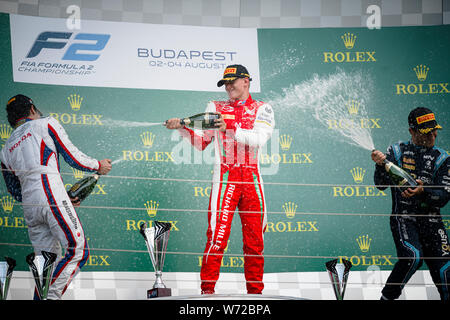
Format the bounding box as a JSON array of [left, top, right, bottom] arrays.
[[178, 95, 275, 294], [0, 117, 101, 300]]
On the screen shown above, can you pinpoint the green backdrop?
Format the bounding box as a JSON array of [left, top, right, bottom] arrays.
[[0, 13, 449, 274]]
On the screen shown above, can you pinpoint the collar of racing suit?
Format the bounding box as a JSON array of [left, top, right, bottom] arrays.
[[409, 139, 434, 153], [229, 94, 254, 108], [14, 117, 33, 129]]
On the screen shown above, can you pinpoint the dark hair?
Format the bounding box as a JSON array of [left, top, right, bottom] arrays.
[[6, 94, 34, 127]]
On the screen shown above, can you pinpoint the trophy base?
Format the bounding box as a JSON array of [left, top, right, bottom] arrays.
[[147, 288, 172, 299]]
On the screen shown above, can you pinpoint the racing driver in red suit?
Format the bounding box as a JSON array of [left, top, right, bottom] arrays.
[[165, 65, 275, 294]]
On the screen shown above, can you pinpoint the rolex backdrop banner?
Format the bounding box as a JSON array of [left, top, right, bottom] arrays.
[[0, 13, 449, 275]]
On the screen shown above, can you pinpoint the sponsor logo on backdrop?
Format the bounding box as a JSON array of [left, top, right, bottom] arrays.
[[395, 65, 449, 95], [10, 15, 260, 91], [144, 200, 159, 218], [0, 195, 26, 228], [125, 199, 179, 232], [18, 31, 110, 76], [122, 132, 175, 163], [0, 124, 13, 141], [266, 201, 319, 233], [1, 196, 15, 213], [339, 234, 393, 266], [327, 99, 381, 130], [49, 94, 104, 126], [333, 166, 387, 197], [0, 124, 12, 149], [67, 94, 83, 110], [260, 133, 313, 165], [137, 47, 236, 71], [140, 131, 156, 147], [323, 33, 376, 63]]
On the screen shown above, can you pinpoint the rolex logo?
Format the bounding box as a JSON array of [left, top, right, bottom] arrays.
[[395, 64, 448, 95], [72, 168, 84, 179], [282, 201, 298, 219], [1, 196, 15, 213], [144, 200, 159, 218], [346, 99, 360, 115], [356, 234, 372, 253], [0, 124, 12, 141], [279, 134, 293, 151], [67, 94, 83, 111], [140, 131, 155, 147], [341, 32, 356, 49], [350, 167, 365, 184], [413, 64, 429, 82]]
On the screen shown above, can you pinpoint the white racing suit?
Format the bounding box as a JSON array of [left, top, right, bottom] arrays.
[[0, 117, 100, 299]]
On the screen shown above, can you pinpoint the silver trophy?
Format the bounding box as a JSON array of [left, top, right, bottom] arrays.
[[26, 251, 57, 300], [0, 257, 16, 300], [139, 221, 172, 298], [325, 258, 352, 300]]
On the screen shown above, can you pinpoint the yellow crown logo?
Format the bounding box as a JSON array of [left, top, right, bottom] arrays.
[[67, 94, 83, 111], [413, 64, 429, 82], [341, 32, 357, 49], [282, 201, 298, 219], [279, 134, 293, 151], [1, 196, 15, 213], [144, 200, 159, 218], [350, 167, 365, 184], [140, 131, 155, 147], [346, 99, 360, 115], [356, 234, 372, 253], [0, 124, 12, 141], [72, 168, 84, 179]]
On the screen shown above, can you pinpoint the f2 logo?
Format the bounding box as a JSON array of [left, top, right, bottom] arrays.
[[26, 31, 110, 61]]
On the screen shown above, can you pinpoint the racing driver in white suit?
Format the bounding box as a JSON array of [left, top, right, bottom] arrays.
[[0, 94, 112, 299]]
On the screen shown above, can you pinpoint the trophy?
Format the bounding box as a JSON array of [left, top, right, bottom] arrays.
[[139, 221, 172, 298], [325, 258, 352, 300], [0, 257, 16, 300], [26, 251, 57, 300]]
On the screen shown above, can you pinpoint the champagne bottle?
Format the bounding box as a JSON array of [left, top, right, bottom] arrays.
[[165, 112, 220, 129], [67, 174, 99, 203], [383, 160, 417, 188]]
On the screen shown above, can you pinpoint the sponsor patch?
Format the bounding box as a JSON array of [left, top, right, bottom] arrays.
[[416, 113, 435, 124], [222, 114, 235, 120], [224, 67, 237, 76]]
